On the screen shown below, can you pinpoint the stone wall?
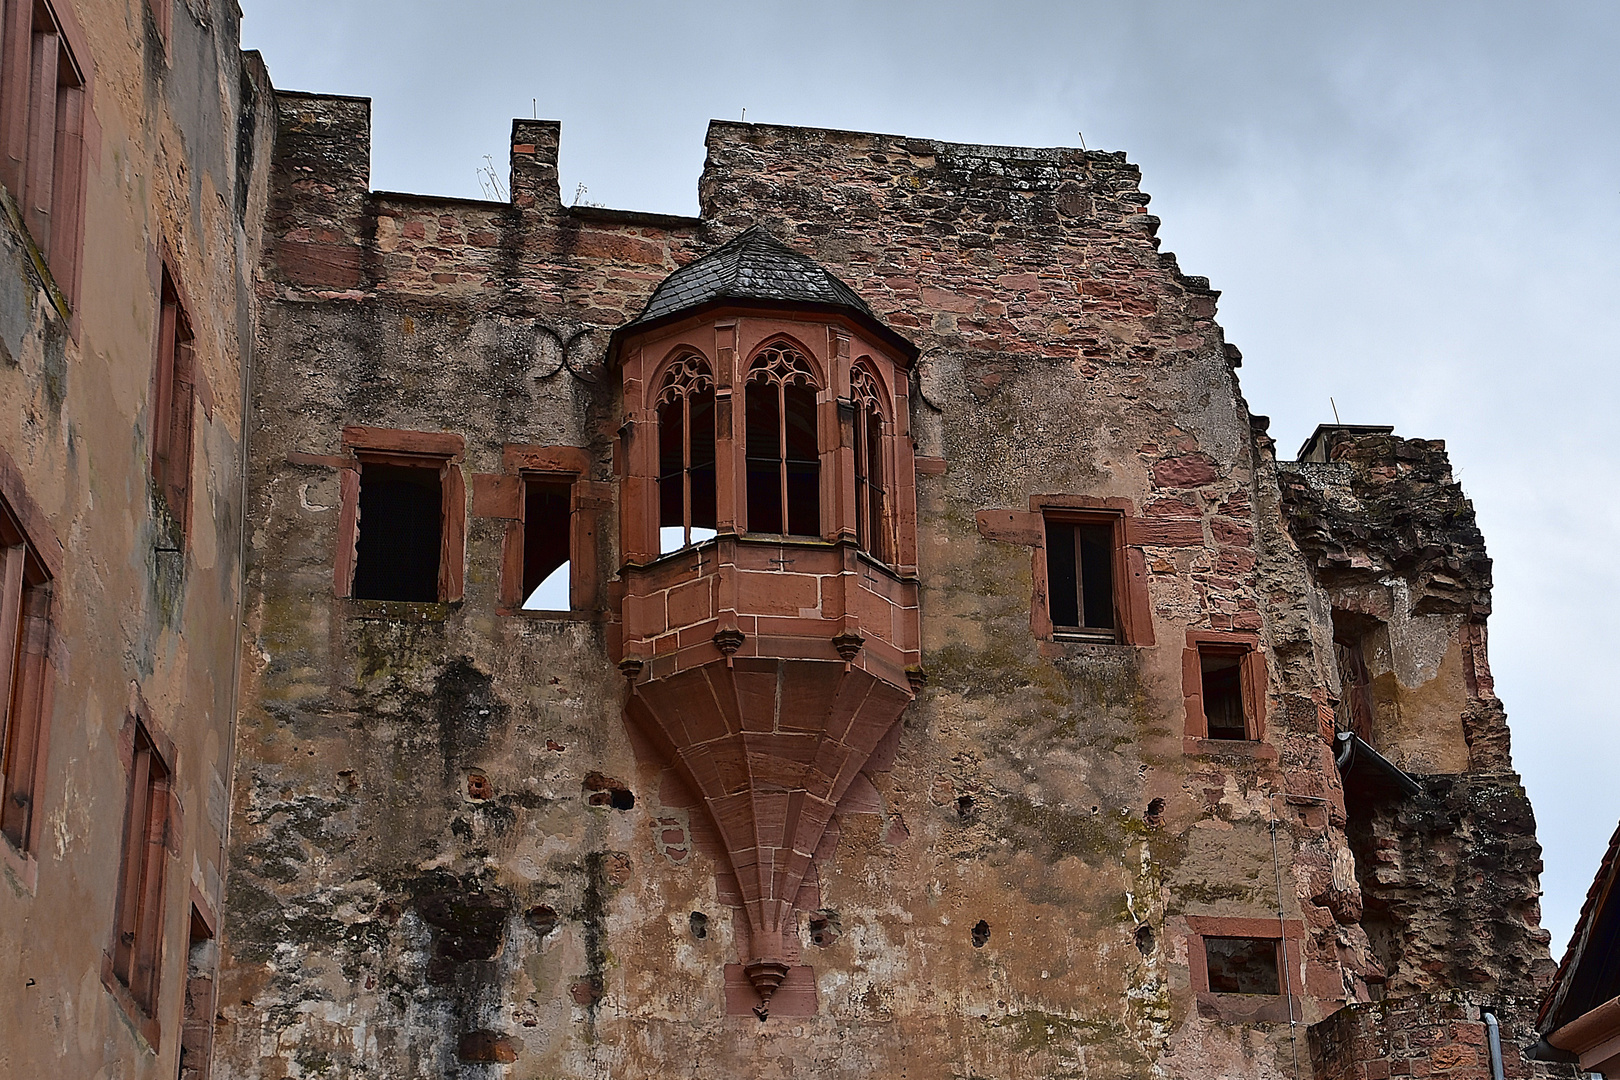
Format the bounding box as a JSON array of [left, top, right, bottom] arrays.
[[211, 94, 1558, 1080]]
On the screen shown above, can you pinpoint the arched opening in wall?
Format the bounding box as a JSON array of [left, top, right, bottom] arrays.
[[656, 353, 717, 554], [745, 343, 820, 538], [851, 360, 891, 563]]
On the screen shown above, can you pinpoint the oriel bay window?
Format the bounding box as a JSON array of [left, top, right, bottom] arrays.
[[745, 343, 820, 538], [851, 361, 890, 562], [657, 353, 717, 554]]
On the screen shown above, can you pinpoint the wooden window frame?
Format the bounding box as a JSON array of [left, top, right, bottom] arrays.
[[0, 465, 57, 890], [334, 426, 466, 604], [1183, 630, 1270, 752], [1185, 915, 1303, 1025], [102, 707, 179, 1049], [1039, 509, 1128, 644], [0, 0, 91, 310], [1020, 497, 1154, 647], [471, 445, 607, 619], [150, 260, 196, 542]]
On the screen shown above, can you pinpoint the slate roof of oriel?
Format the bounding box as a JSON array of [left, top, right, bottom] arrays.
[[617, 226, 916, 359]]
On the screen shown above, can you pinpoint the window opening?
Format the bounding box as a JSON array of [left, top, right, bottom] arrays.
[[352, 461, 442, 602], [1203, 936, 1281, 995], [0, 496, 49, 855], [1045, 517, 1117, 641], [1, 0, 86, 300], [178, 905, 216, 1080], [851, 363, 890, 562], [745, 344, 820, 538], [656, 353, 717, 554], [521, 477, 571, 610], [1201, 650, 1248, 739], [1333, 632, 1375, 742], [151, 266, 196, 536], [112, 723, 170, 1016]]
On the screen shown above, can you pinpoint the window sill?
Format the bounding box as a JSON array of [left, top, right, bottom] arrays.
[[344, 599, 456, 622], [1194, 990, 1297, 1025], [100, 953, 161, 1052], [1182, 737, 1278, 761], [1, 833, 37, 894], [497, 607, 601, 622]]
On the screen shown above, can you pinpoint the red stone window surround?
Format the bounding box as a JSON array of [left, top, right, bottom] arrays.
[[177, 894, 218, 1080], [468, 445, 609, 617], [974, 495, 1156, 648], [332, 426, 467, 603], [151, 260, 197, 541], [0, 0, 91, 311], [0, 452, 59, 891], [102, 704, 180, 1049], [1182, 630, 1270, 753], [1185, 915, 1304, 1025]]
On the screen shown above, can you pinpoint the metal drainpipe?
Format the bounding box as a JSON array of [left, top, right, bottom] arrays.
[[1484, 1011, 1505, 1080]]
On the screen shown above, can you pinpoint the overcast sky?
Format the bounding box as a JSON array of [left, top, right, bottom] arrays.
[[239, 1, 1620, 957]]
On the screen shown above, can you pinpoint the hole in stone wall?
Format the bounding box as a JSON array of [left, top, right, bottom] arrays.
[[689, 911, 708, 940], [1145, 798, 1165, 826], [524, 904, 558, 938], [1134, 923, 1155, 956], [584, 771, 635, 810], [972, 920, 990, 948], [956, 794, 975, 820], [808, 909, 841, 947], [466, 772, 492, 801]]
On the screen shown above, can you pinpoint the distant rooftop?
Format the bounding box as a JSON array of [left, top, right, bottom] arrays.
[[1297, 424, 1396, 463]]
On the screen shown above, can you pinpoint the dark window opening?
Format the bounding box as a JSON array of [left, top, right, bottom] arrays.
[[1333, 631, 1375, 742], [113, 723, 170, 1016], [745, 378, 782, 534], [352, 462, 442, 602], [657, 355, 717, 554], [521, 478, 571, 610], [745, 345, 820, 538], [971, 919, 991, 948], [1045, 518, 1117, 641], [1201, 651, 1248, 739], [0, 497, 50, 856], [1204, 936, 1280, 995]]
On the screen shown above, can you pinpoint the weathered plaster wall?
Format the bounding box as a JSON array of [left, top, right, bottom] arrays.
[[0, 2, 273, 1079]]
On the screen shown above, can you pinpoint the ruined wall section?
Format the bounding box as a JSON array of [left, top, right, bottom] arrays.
[[0, 4, 275, 1078], [222, 101, 1397, 1079], [1279, 432, 1559, 1076]]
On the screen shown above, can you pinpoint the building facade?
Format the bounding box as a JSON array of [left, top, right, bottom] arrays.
[[0, 10, 1572, 1078], [209, 93, 1569, 1079], [0, 1, 272, 1078]]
